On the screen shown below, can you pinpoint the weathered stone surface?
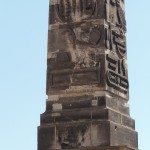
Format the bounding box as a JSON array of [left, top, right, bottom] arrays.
[[46, 0, 128, 100], [38, 0, 138, 150], [38, 121, 110, 150], [46, 94, 129, 115], [63, 146, 134, 150], [38, 121, 137, 150]]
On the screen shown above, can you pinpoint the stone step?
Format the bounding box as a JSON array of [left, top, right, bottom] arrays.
[[38, 121, 138, 150], [62, 146, 134, 150], [46, 95, 129, 115], [41, 108, 135, 129]]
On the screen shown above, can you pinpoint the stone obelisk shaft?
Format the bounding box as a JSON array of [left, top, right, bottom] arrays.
[[38, 1, 138, 150]]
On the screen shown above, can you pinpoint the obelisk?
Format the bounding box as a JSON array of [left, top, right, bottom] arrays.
[[38, 0, 138, 150]]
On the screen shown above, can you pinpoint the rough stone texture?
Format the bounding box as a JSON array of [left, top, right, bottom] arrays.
[[38, 0, 138, 150], [38, 121, 137, 150], [46, 0, 128, 100], [63, 146, 134, 150]]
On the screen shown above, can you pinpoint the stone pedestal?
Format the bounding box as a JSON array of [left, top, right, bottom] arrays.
[[38, 94, 138, 150], [38, 0, 138, 150], [63, 146, 133, 150]]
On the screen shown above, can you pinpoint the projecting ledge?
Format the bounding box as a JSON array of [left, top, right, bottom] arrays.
[[63, 146, 134, 150]]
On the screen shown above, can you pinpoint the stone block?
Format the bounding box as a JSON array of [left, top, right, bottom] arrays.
[[63, 146, 134, 150], [46, 94, 129, 115], [38, 121, 110, 150], [38, 121, 137, 150]]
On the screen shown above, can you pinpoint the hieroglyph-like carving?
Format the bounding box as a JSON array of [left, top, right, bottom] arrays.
[[116, 0, 126, 31], [56, 0, 96, 22], [106, 53, 128, 93], [106, 26, 126, 57], [105, 0, 127, 94], [105, 0, 126, 32]]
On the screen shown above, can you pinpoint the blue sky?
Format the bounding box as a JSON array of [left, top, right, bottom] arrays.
[[0, 1, 149, 150]]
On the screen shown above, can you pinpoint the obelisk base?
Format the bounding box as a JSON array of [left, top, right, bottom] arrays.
[[38, 94, 138, 150], [63, 146, 133, 150]]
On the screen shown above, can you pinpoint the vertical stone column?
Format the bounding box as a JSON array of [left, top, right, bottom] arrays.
[[38, 0, 138, 150]]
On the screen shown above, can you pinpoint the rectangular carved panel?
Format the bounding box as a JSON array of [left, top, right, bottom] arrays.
[[48, 67, 101, 88], [106, 53, 128, 95]]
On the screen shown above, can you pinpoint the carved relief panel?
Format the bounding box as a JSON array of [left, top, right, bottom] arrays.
[[47, 23, 105, 94], [104, 0, 128, 98], [49, 0, 106, 24], [49, 0, 126, 29], [105, 0, 126, 32], [47, 23, 106, 67], [56, 0, 96, 22], [106, 53, 128, 95], [105, 25, 127, 58], [47, 0, 128, 99]]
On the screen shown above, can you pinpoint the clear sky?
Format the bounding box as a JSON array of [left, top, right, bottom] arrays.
[[0, 1, 149, 150]]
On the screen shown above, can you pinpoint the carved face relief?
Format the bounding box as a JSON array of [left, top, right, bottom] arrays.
[[56, 0, 96, 22]]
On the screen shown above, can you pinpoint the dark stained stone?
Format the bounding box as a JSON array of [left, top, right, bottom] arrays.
[[38, 0, 138, 150]]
